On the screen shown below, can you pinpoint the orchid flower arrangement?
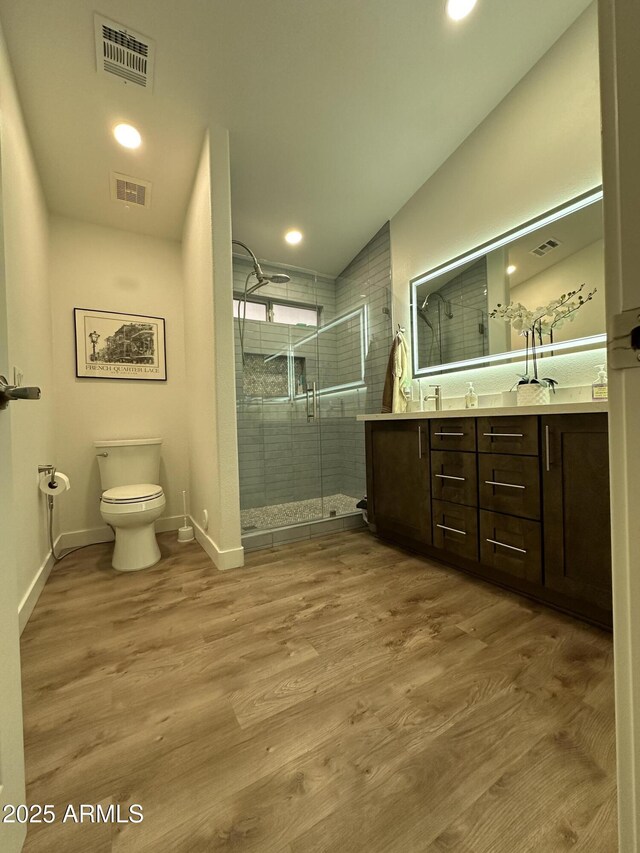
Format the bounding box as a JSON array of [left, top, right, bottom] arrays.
[[490, 283, 596, 386]]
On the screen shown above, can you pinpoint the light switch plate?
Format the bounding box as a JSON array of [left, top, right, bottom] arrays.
[[608, 307, 640, 370]]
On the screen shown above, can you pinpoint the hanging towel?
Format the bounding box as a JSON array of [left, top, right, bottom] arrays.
[[381, 332, 411, 413]]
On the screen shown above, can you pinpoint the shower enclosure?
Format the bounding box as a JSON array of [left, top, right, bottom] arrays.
[[234, 224, 392, 547]]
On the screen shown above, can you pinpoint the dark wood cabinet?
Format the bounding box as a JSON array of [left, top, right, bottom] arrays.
[[430, 418, 477, 452], [365, 411, 612, 629], [479, 453, 540, 520], [431, 449, 478, 507], [477, 415, 539, 456], [542, 413, 612, 616], [366, 420, 431, 545], [432, 500, 479, 562], [479, 510, 542, 584]]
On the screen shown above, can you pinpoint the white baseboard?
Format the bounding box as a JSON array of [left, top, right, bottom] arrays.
[[57, 514, 184, 551], [19, 515, 185, 633], [191, 517, 244, 571], [156, 515, 184, 533], [18, 542, 58, 634]]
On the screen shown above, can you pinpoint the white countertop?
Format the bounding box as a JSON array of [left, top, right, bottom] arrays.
[[357, 401, 608, 421]]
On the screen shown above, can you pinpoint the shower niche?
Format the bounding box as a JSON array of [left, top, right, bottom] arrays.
[[242, 353, 306, 399]]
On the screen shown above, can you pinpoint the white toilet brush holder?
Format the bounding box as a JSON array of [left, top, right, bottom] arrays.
[[178, 489, 195, 542]]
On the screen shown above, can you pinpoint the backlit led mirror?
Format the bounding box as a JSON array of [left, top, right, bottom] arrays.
[[411, 188, 605, 376]]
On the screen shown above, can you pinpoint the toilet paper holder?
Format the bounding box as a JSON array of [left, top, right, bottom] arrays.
[[38, 464, 57, 487]]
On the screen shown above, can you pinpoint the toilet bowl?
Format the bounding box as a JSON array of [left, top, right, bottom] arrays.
[[100, 484, 166, 571], [94, 438, 166, 572]]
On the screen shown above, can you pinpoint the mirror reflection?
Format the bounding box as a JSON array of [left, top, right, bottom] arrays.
[[412, 190, 604, 374]]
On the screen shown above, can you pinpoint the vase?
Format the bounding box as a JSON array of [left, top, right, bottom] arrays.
[[516, 383, 550, 406]]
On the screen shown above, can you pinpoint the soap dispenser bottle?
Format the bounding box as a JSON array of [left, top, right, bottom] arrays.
[[465, 382, 478, 409], [592, 365, 608, 401]]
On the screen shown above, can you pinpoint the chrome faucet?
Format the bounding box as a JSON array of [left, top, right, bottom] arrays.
[[424, 384, 442, 411]]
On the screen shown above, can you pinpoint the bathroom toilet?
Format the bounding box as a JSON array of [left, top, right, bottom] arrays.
[[95, 438, 166, 572]]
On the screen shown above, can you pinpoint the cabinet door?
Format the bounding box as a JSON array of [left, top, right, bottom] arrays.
[[542, 414, 612, 610], [430, 418, 477, 452], [431, 450, 478, 507], [432, 500, 479, 561], [479, 454, 541, 520], [477, 415, 539, 456], [480, 510, 542, 583], [366, 421, 431, 544]]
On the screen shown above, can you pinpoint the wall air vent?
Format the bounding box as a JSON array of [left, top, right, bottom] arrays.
[[530, 237, 562, 257], [95, 15, 155, 90], [110, 172, 152, 209]]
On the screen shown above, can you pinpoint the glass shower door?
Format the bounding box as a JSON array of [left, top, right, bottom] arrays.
[[235, 264, 324, 533]]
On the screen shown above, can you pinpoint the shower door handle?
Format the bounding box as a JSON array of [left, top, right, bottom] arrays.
[[307, 382, 318, 422]]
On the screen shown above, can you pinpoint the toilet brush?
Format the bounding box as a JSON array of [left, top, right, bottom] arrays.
[[178, 490, 195, 542]]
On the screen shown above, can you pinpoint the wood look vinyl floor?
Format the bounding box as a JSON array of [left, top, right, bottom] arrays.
[[20, 530, 617, 852]]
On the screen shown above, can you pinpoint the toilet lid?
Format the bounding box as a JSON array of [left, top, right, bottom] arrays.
[[102, 483, 164, 504]]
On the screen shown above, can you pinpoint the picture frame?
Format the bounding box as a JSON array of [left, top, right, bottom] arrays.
[[74, 308, 167, 381]]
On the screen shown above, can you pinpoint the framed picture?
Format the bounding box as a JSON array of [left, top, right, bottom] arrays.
[[74, 308, 167, 381]]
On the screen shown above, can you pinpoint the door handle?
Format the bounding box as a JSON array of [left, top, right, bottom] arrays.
[[0, 375, 41, 410], [435, 474, 465, 481], [418, 425, 422, 459], [307, 382, 317, 422], [545, 425, 551, 471]]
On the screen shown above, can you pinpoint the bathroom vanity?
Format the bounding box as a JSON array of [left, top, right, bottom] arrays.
[[359, 403, 612, 628]]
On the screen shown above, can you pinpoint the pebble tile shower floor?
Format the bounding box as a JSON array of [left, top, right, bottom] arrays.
[[241, 493, 360, 531]]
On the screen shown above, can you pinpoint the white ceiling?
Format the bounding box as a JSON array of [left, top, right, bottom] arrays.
[[0, 0, 592, 275]]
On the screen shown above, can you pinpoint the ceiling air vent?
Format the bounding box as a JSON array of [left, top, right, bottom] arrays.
[[530, 237, 562, 257], [110, 172, 152, 209], [95, 15, 155, 90]]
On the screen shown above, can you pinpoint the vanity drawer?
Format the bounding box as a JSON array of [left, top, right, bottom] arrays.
[[479, 510, 542, 584], [431, 450, 478, 507], [477, 416, 539, 456], [479, 454, 541, 520], [429, 418, 476, 452], [432, 500, 479, 562]]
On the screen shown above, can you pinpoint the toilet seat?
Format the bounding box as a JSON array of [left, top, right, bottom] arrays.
[[102, 483, 164, 504]]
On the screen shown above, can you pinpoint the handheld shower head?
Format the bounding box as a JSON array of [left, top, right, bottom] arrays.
[[247, 270, 291, 293]]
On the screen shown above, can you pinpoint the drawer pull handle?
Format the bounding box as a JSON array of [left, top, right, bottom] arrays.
[[486, 538, 527, 554], [418, 425, 422, 460], [433, 432, 465, 436], [437, 524, 467, 536], [482, 432, 524, 438], [435, 474, 466, 481], [484, 480, 526, 490]]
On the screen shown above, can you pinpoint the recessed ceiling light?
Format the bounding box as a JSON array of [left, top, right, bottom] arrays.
[[446, 0, 477, 21], [507, 264, 517, 275], [113, 123, 142, 149], [285, 229, 303, 245]]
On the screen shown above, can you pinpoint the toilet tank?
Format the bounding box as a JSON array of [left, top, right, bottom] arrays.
[[94, 438, 162, 491]]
